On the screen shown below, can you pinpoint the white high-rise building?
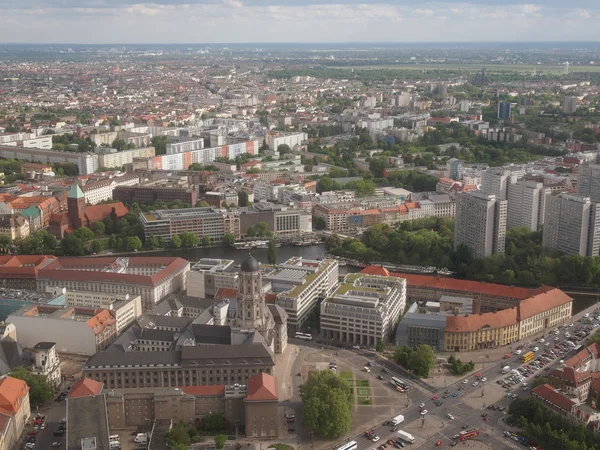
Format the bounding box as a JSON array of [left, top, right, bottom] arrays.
[[563, 96, 578, 114], [454, 192, 508, 259], [506, 179, 549, 231], [480, 168, 511, 200], [577, 162, 600, 203], [543, 194, 600, 257]]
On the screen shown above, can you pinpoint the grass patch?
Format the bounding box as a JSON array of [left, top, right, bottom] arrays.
[[357, 387, 371, 396], [357, 396, 372, 405], [270, 444, 295, 450], [339, 371, 353, 380], [356, 380, 369, 387]]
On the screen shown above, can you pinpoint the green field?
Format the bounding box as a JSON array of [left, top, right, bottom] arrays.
[[356, 380, 370, 387], [340, 371, 353, 380], [330, 63, 600, 74]]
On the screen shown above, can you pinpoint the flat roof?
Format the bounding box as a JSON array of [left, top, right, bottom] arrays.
[[66, 395, 110, 450]]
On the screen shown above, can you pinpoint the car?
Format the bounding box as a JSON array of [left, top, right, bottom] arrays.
[[367, 362, 374, 367], [540, 339, 545, 343], [372, 436, 381, 443], [421, 410, 428, 415], [353, 345, 361, 349], [418, 403, 426, 408], [515, 350, 522, 355], [475, 373, 482, 378], [452, 392, 459, 397], [462, 379, 469, 384], [53, 430, 64, 437], [483, 417, 489, 422], [396, 442, 405, 449], [533, 347, 539, 352], [443, 394, 450, 399], [52, 443, 61, 448], [286, 419, 295, 423], [447, 414, 455, 420], [499, 406, 505, 411], [40, 424, 46, 430], [436, 441, 443, 447], [481, 413, 488, 417], [488, 405, 494, 409], [28, 431, 38, 436], [451, 441, 458, 447], [461, 425, 468, 429], [472, 381, 479, 387], [432, 395, 439, 401], [288, 428, 296, 433], [396, 386, 404, 392], [388, 440, 396, 446], [481, 377, 487, 382], [377, 375, 383, 380]]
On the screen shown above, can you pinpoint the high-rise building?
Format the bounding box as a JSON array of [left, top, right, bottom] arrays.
[[497, 102, 512, 120], [447, 158, 463, 181], [506, 179, 548, 231], [576, 162, 600, 203], [542, 194, 600, 257], [481, 168, 511, 200], [563, 96, 578, 114], [454, 192, 507, 259]]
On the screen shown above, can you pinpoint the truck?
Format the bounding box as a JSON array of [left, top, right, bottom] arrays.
[[134, 433, 148, 444], [501, 366, 511, 374], [397, 430, 415, 444], [391, 415, 405, 426]]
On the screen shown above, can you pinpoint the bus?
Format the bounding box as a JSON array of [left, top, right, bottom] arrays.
[[391, 377, 410, 391], [337, 441, 358, 450], [459, 429, 479, 441], [521, 351, 535, 363], [295, 332, 313, 341]]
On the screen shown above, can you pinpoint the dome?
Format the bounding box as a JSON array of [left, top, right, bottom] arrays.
[[241, 254, 260, 273]]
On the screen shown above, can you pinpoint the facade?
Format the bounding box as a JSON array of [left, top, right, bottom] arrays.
[[454, 192, 507, 259], [141, 207, 240, 244], [506, 179, 548, 231], [447, 158, 463, 180], [563, 96, 578, 114], [267, 132, 307, 151], [186, 259, 237, 298], [83, 173, 139, 205], [481, 168, 511, 200], [543, 194, 600, 256], [245, 372, 280, 438], [98, 147, 155, 169], [497, 102, 512, 120], [396, 311, 447, 350], [0, 145, 99, 175], [36, 256, 190, 312], [65, 291, 143, 334], [0, 214, 30, 240], [166, 137, 204, 155], [320, 273, 407, 347], [0, 255, 57, 290], [113, 183, 198, 206], [275, 258, 339, 330], [0, 376, 30, 450], [31, 342, 61, 388], [7, 306, 117, 355], [576, 162, 600, 203]]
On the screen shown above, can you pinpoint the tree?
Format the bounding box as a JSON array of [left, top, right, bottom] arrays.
[[180, 231, 200, 248], [0, 234, 12, 250], [165, 422, 199, 449], [103, 216, 114, 234], [215, 435, 228, 449], [171, 235, 182, 248], [394, 345, 435, 378], [61, 234, 85, 256], [125, 236, 142, 251], [223, 233, 235, 246], [91, 240, 103, 254], [238, 191, 249, 207], [267, 239, 277, 265], [246, 226, 256, 238], [255, 221, 271, 237], [313, 216, 326, 231], [111, 138, 126, 151], [146, 235, 160, 250], [10, 366, 53, 407], [197, 200, 210, 207], [201, 236, 212, 246], [92, 221, 105, 236], [277, 143, 292, 155], [376, 339, 385, 353], [301, 370, 353, 438], [201, 413, 225, 433], [73, 226, 94, 243]]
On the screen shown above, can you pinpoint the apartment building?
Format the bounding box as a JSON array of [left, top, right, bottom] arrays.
[[0, 145, 99, 175], [83, 173, 140, 205], [166, 137, 204, 155], [7, 306, 117, 355], [0, 376, 30, 450], [543, 194, 600, 256], [506, 179, 548, 231], [454, 192, 507, 259], [274, 258, 339, 330], [113, 183, 198, 206], [65, 291, 143, 334], [0, 214, 30, 240], [141, 207, 240, 244], [481, 168, 511, 200], [576, 162, 600, 203], [266, 132, 307, 151], [98, 147, 155, 169], [320, 273, 407, 347]]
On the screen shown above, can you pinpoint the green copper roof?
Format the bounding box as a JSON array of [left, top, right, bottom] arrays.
[[67, 184, 84, 199]]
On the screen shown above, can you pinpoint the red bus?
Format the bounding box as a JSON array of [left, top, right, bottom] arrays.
[[459, 429, 479, 441]]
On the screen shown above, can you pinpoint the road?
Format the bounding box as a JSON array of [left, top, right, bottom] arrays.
[[289, 301, 600, 450]]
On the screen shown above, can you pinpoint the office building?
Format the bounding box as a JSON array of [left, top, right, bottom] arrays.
[[454, 192, 507, 259], [8, 306, 117, 355], [447, 158, 463, 181], [497, 102, 512, 120], [113, 182, 198, 206], [563, 96, 578, 114], [98, 147, 155, 169], [140, 207, 240, 245], [320, 273, 407, 347], [267, 132, 307, 151], [506, 179, 548, 231], [274, 258, 339, 331], [543, 194, 600, 256], [577, 162, 600, 203], [83, 173, 140, 205], [186, 259, 237, 298], [481, 168, 511, 200]]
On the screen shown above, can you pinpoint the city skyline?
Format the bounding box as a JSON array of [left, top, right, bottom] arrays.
[[1, 0, 600, 44]]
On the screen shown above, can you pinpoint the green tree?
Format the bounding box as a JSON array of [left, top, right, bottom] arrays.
[[171, 235, 182, 248], [0, 234, 12, 250], [146, 235, 159, 250], [277, 143, 292, 155], [201, 236, 212, 246], [376, 339, 385, 353], [267, 239, 277, 265], [125, 236, 142, 251], [10, 366, 53, 407], [247, 226, 256, 238], [215, 435, 228, 449], [238, 191, 249, 207], [301, 370, 353, 438], [103, 216, 114, 234], [223, 233, 235, 246], [255, 221, 271, 237], [409, 345, 436, 378], [111, 138, 126, 151], [197, 200, 210, 207], [201, 413, 225, 433], [61, 234, 85, 256], [92, 221, 105, 236], [313, 216, 326, 231], [73, 226, 94, 243], [91, 240, 103, 254], [180, 231, 200, 248]]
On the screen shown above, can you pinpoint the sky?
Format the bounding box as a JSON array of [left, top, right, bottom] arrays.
[[0, 0, 599, 44]]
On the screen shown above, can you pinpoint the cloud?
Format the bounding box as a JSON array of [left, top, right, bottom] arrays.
[[0, 0, 599, 43]]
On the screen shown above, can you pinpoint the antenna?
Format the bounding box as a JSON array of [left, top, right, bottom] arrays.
[[565, 62, 569, 75]]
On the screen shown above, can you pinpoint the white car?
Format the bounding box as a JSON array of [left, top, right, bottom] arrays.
[[533, 347, 539, 352], [447, 414, 455, 420], [421, 410, 428, 415], [584, 313, 590, 318], [462, 379, 469, 384], [372, 436, 381, 442], [481, 377, 487, 382], [472, 381, 479, 387], [352, 345, 360, 349], [418, 403, 425, 408], [515, 350, 522, 355], [539, 339, 545, 343]]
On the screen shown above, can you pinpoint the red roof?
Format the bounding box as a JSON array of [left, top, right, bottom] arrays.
[[67, 378, 103, 398], [532, 384, 575, 412], [179, 385, 225, 396], [246, 372, 278, 402], [445, 307, 518, 332], [0, 377, 29, 415], [518, 288, 573, 320], [215, 288, 238, 300], [84, 202, 128, 224]]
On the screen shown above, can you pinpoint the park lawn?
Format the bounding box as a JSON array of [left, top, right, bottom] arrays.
[[356, 379, 369, 387], [357, 396, 372, 405], [339, 371, 353, 380]]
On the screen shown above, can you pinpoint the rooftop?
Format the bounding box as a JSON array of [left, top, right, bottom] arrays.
[[246, 372, 278, 402], [66, 395, 111, 450]]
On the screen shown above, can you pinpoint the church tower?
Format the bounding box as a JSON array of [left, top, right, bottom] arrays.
[[67, 184, 86, 228], [235, 254, 268, 330]]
